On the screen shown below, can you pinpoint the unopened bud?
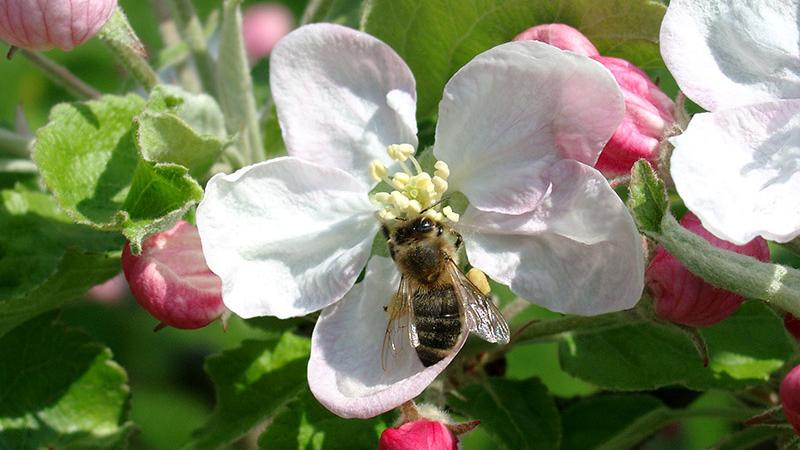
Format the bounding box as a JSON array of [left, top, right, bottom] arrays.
[[122, 221, 225, 329], [781, 365, 800, 434], [646, 213, 770, 327], [242, 3, 294, 64], [0, 0, 117, 51], [513, 23, 599, 56], [785, 314, 800, 341]]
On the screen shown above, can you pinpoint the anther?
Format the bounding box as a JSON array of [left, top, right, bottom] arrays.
[[434, 161, 450, 179], [466, 268, 491, 295], [369, 160, 388, 182], [443, 206, 460, 223]]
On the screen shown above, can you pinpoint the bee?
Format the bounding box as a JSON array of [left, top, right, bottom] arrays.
[[380, 214, 510, 369]]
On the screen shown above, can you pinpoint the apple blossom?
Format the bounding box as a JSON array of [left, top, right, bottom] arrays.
[[0, 0, 117, 51], [781, 364, 800, 434], [646, 212, 770, 327], [197, 23, 644, 418], [86, 272, 129, 303], [241, 3, 293, 64], [515, 23, 675, 176], [661, 0, 800, 244], [122, 221, 224, 330]]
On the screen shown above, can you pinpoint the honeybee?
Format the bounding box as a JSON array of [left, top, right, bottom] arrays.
[[381, 214, 510, 369]]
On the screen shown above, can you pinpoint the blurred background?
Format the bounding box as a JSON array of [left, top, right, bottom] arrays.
[[0, 1, 787, 448]]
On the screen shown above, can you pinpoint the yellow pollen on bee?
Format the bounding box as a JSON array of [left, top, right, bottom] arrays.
[[466, 268, 491, 295], [370, 144, 459, 223]]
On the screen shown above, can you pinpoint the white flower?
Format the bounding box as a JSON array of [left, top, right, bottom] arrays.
[[661, 0, 800, 244], [196, 23, 644, 418]]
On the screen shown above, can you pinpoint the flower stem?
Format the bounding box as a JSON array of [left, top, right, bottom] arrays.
[[0, 128, 31, 158], [0, 159, 37, 173], [218, 0, 264, 165], [20, 50, 100, 99], [657, 213, 800, 317], [169, 0, 218, 98], [98, 7, 159, 91]]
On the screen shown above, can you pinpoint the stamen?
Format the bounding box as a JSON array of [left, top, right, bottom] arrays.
[[369, 160, 389, 183], [408, 154, 424, 175], [434, 161, 450, 179], [432, 176, 448, 194], [443, 206, 460, 223]]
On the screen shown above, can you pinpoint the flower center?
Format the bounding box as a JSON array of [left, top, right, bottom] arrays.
[[369, 144, 459, 223]]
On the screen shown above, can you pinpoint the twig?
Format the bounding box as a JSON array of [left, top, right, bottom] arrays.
[[20, 50, 100, 99]]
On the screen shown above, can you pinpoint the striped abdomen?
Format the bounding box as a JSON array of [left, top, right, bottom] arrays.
[[412, 284, 462, 367]]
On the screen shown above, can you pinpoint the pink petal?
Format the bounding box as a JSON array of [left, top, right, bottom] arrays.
[[781, 365, 800, 434], [513, 23, 599, 56], [0, 0, 117, 51], [379, 419, 458, 450], [122, 221, 224, 329], [242, 3, 293, 64]]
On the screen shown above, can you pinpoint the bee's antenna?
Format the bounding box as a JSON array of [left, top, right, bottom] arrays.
[[421, 194, 451, 214]]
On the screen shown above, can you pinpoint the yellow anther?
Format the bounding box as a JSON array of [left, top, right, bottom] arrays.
[[374, 192, 392, 204], [391, 191, 410, 210], [443, 206, 460, 223], [432, 176, 448, 194], [369, 160, 388, 182], [466, 268, 491, 295], [391, 172, 410, 190], [423, 209, 444, 222], [387, 143, 415, 162], [434, 161, 450, 179], [379, 209, 397, 221], [407, 199, 422, 215]]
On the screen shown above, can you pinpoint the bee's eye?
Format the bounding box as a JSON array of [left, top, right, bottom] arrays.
[[414, 218, 435, 233]]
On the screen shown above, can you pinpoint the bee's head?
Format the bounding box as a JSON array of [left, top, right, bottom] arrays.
[[392, 215, 443, 244]]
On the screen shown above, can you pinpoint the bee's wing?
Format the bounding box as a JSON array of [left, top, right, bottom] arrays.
[[446, 261, 510, 344], [381, 275, 418, 372]]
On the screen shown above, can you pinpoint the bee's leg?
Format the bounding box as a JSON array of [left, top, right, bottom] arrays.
[[381, 223, 391, 240]]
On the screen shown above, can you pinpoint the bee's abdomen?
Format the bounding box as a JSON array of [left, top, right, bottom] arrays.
[[413, 285, 462, 367]]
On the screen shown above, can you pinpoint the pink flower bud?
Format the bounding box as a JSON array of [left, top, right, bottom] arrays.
[[242, 3, 293, 64], [513, 23, 599, 56], [378, 419, 458, 450], [646, 212, 770, 327], [86, 272, 129, 303], [122, 221, 224, 330], [781, 365, 800, 434], [514, 23, 675, 175], [0, 0, 117, 51], [592, 56, 675, 175], [785, 314, 800, 341]]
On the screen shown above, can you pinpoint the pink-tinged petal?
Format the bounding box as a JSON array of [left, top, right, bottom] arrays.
[[270, 23, 417, 188], [308, 257, 466, 419], [781, 365, 800, 434], [196, 157, 378, 319], [593, 56, 675, 176], [122, 221, 224, 329], [671, 100, 800, 244], [242, 3, 293, 64], [458, 160, 644, 315], [646, 213, 770, 327], [379, 419, 459, 450], [513, 23, 599, 56], [785, 314, 800, 341], [86, 272, 129, 303], [435, 41, 623, 214], [0, 0, 117, 51], [661, 0, 800, 111]]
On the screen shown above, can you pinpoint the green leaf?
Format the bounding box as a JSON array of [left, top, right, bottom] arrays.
[[258, 389, 387, 449], [714, 427, 787, 450], [558, 302, 795, 391], [0, 313, 131, 450], [627, 159, 668, 235], [135, 85, 227, 178], [184, 332, 311, 450], [561, 394, 665, 450], [0, 187, 123, 336], [34, 94, 146, 228], [33, 95, 205, 254], [362, 0, 666, 118], [447, 378, 560, 450]]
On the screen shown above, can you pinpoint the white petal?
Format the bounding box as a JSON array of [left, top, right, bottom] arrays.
[[459, 160, 644, 315], [270, 23, 418, 188], [434, 40, 624, 214], [671, 100, 800, 244], [661, 0, 800, 111], [196, 157, 379, 319], [308, 257, 466, 419]]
